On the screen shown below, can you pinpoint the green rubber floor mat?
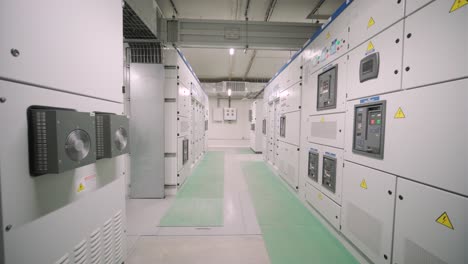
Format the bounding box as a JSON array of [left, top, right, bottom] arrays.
[[243, 161, 359, 264], [159, 151, 225, 227], [235, 148, 255, 154]]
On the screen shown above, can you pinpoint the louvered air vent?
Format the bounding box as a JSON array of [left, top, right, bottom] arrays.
[[114, 211, 124, 263], [89, 228, 102, 264], [55, 254, 70, 264], [102, 218, 114, 264], [225, 81, 247, 92], [73, 240, 88, 264]]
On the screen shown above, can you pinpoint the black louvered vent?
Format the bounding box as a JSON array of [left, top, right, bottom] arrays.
[[123, 3, 156, 39]]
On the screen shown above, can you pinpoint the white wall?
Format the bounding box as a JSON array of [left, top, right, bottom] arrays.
[[207, 97, 253, 146]]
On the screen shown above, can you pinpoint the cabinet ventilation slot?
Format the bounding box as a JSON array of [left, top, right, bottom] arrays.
[[89, 228, 102, 264], [55, 254, 70, 264], [129, 43, 162, 64], [73, 239, 88, 264]]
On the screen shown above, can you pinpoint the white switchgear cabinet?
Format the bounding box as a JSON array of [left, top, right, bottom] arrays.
[[163, 48, 208, 190], [258, 0, 468, 263], [249, 100, 264, 153], [0, 0, 126, 263]]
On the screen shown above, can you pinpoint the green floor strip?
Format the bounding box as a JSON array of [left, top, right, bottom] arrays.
[[159, 151, 225, 227], [235, 147, 255, 154], [243, 161, 359, 264]]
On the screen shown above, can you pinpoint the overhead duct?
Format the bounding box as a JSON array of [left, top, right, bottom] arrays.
[[123, 0, 163, 40], [202, 81, 265, 99]]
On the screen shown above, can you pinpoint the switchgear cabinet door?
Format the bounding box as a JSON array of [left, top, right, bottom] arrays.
[[0, 0, 123, 102], [309, 55, 347, 116], [347, 0, 405, 50], [341, 162, 396, 264], [279, 83, 302, 115], [393, 178, 468, 264], [347, 21, 404, 100], [307, 113, 345, 149], [345, 79, 468, 196], [402, 0, 468, 89]]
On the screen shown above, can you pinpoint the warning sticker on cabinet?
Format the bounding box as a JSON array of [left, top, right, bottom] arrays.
[[77, 183, 86, 193], [394, 107, 406, 119], [76, 174, 97, 194], [435, 212, 454, 230], [367, 17, 375, 28], [450, 0, 468, 13], [360, 179, 368, 189]]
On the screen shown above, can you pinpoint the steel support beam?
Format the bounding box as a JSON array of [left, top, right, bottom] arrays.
[[165, 19, 320, 50]]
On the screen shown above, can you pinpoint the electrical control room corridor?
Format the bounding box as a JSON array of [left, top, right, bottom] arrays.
[[125, 148, 362, 264], [0, 0, 466, 263]]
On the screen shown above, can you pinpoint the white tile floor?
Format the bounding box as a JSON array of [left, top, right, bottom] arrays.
[[125, 148, 270, 263]]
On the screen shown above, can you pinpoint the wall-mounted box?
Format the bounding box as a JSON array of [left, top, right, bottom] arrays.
[[223, 107, 237, 121]]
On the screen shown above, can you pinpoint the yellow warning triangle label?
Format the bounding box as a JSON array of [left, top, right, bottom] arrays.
[[360, 179, 368, 189], [450, 0, 468, 13], [436, 212, 454, 230], [318, 193, 323, 200], [367, 17, 375, 28], [326, 32, 331, 39], [394, 107, 406, 119], [367, 41, 375, 52], [320, 117, 325, 122], [77, 183, 85, 193]]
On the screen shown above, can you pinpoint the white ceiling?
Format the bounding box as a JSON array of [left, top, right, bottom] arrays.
[[157, 0, 345, 81]]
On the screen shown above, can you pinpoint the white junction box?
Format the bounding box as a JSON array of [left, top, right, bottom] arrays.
[[341, 161, 396, 264], [393, 178, 468, 264], [223, 107, 237, 121]]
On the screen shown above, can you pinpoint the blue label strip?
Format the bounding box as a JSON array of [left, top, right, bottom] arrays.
[[360, 96, 380, 104]]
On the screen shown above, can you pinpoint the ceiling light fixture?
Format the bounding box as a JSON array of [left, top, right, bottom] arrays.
[[229, 48, 235, 56], [227, 89, 232, 96]]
